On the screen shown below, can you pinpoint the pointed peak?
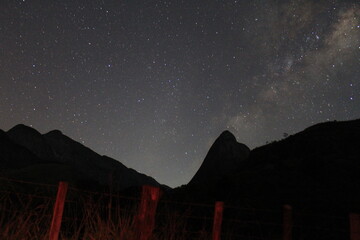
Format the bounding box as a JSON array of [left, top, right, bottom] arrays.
[[187, 129, 250, 188]]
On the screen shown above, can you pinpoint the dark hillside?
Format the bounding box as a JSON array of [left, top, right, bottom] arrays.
[[0, 124, 165, 191], [174, 119, 360, 214], [168, 119, 360, 239]]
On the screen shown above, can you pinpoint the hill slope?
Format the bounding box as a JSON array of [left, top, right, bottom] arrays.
[[176, 119, 360, 213], [1, 124, 164, 191]]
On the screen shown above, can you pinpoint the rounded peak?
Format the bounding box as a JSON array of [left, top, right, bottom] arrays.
[[218, 130, 236, 142], [8, 124, 40, 135], [10, 124, 32, 130], [45, 129, 63, 137]]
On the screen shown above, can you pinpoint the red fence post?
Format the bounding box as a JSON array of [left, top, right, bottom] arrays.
[[283, 204, 293, 240], [212, 201, 224, 240], [350, 213, 360, 240], [135, 185, 161, 240], [49, 181, 68, 240]]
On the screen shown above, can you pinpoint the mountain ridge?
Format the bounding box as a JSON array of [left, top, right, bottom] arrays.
[[0, 124, 165, 191], [174, 118, 360, 214]]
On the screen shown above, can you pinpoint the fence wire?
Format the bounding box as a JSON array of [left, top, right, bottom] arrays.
[[0, 176, 357, 240]]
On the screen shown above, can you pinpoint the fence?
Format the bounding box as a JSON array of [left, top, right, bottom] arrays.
[[0, 176, 359, 240]]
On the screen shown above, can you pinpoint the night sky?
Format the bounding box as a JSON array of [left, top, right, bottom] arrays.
[[1, 0, 359, 187]]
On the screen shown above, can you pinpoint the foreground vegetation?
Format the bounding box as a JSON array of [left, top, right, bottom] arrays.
[[0, 185, 224, 240], [0, 179, 350, 240]]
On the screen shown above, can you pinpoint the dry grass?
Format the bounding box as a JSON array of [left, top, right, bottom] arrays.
[[0, 181, 350, 240], [0, 189, 226, 240], [0, 191, 52, 239]]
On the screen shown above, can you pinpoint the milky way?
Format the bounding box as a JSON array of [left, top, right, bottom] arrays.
[[1, 0, 359, 187]]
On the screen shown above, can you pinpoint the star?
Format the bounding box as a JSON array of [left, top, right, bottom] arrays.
[[0, 0, 359, 187]]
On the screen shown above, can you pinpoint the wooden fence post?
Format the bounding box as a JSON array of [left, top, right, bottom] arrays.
[[283, 204, 293, 240], [49, 181, 68, 240], [350, 213, 360, 240], [212, 201, 224, 240], [135, 185, 161, 240]]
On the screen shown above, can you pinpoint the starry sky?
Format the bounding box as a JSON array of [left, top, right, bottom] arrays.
[[1, 0, 359, 187]]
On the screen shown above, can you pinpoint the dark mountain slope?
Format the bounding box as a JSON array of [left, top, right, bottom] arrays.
[[187, 130, 250, 193], [176, 119, 360, 213], [0, 124, 165, 191], [0, 129, 41, 169], [43, 129, 161, 189], [167, 119, 360, 240], [234, 119, 360, 202], [7, 124, 54, 161]]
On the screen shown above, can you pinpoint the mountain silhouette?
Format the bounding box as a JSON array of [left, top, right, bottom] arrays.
[[0, 124, 164, 191], [166, 119, 360, 239], [175, 119, 360, 214], [0, 128, 41, 169], [7, 124, 55, 162], [2, 120, 360, 239], [187, 130, 250, 191]]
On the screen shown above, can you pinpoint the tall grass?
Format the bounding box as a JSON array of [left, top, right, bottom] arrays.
[[0, 189, 52, 239], [0, 187, 229, 240], [1, 181, 347, 240]]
